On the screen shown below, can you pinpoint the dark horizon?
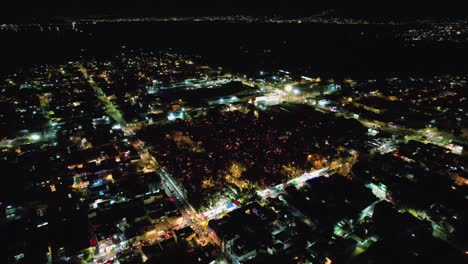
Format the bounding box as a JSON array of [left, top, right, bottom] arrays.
[[1, 1, 467, 22]]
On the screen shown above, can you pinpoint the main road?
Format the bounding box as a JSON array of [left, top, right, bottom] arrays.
[[77, 64, 217, 250], [245, 77, 466, 155]]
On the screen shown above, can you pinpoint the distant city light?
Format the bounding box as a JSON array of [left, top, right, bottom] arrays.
[[293, 89, 300, 95], [284, 84, 293, 92]]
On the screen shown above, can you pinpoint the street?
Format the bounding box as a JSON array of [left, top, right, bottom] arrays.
[[77, 64, 219, 263]]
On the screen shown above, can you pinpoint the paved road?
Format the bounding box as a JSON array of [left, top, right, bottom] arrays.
[[244, 77, 466, 154], [77, 64, 218, 257]]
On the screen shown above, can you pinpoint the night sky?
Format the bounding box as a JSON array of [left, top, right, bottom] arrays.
[[1, 0, 467, 22]]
